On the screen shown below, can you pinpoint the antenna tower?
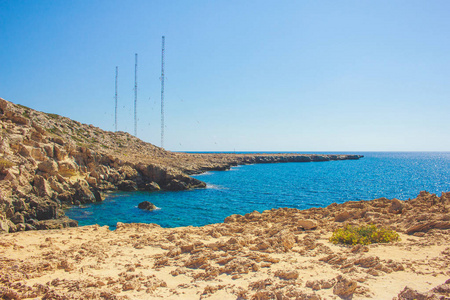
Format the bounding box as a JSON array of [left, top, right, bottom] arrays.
[[115, 66, 118, 132], [160, 36, 165, 148], [134, 53, 138, 136]]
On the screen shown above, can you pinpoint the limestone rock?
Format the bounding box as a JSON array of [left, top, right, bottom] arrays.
[[10, 212, 25, 224], [38, 159, 58, 175], [36, 201, 57, 220], [298, 219, 317, 230], [73, 180, 95, 203], [396, 286, 428, 300], [274, 270, 299, 280], [333, 275, 357, 298], [164, 179, 188, 191], [33, 175, 52, 197], [12, 198, 26, 212], [406, 221, 450, 235], [0, 220, 10, 234], [58, 161, 77, 177], [138, 201, 157, 211], [335, 211, 351, 222], [389, 198, 404, 214], [35, 218, 78, 230], [54, 145, 67, 161], [117, 180, 138, 191], [141, 181, 160, 191]]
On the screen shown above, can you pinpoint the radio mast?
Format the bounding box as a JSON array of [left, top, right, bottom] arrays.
[[114, 66, 118, 132], [160, 36, 165, 148], [134, 53, 138, 136]]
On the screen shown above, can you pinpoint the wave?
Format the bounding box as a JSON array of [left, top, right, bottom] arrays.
[[206, 184, 226, 190], [195, 171, 212, 176]]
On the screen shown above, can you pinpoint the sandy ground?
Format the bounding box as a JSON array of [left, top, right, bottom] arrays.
[[1, 193, 450, 300]]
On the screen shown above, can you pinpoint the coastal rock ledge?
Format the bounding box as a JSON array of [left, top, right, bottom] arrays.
[[0, 97, 362, 231]]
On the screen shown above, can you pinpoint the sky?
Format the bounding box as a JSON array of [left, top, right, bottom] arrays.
[[1, 0, 450, 152]]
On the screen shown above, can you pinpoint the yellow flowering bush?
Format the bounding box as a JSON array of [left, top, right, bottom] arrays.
[[330, 224, 400, 245]]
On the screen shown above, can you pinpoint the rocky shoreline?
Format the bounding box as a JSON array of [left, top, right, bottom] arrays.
[[0, 97, 362, 233], [0, 191, 449, 299]]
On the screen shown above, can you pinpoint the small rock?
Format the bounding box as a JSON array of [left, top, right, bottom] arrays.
[[274, 270, 299, 280], [389, 198, 404, 214], [138, 201, 156, 210], [333, 275, 357, 298], [298, 219, 317, 230], [334, 211, 351, 222], [396, 286, 428, 300]]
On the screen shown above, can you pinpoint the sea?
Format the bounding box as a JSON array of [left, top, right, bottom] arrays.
[[65, 152, 450, 229]]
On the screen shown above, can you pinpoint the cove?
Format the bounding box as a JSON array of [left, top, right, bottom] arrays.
[[65, 152, 450, 229]]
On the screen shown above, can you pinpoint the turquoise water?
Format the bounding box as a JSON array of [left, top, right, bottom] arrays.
[[65, 152, 450, 229]]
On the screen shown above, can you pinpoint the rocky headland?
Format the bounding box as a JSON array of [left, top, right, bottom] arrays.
[[1, 97, 448, 299], [0, 97, 362, 232]]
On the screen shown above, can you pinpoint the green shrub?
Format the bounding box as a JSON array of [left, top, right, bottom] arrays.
[[330, 224, 400, 245], [0, 158, 14, 171], [60, 169, 78, 177], [47, 113, 60, 119]]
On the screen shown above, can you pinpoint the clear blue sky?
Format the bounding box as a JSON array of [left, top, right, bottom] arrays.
[[1, 0, 449, 151]]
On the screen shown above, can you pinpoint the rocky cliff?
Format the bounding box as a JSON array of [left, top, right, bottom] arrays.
[[0, 97, 362, 233]]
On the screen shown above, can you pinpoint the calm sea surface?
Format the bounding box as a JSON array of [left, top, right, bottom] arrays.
[[65, 152, 450, 229]]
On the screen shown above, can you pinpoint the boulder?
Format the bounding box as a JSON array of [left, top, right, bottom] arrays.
[[92, 189, 104, 202], [389, 198, 404, 214], [165, 179, 188, 191], [334, 211, 351, 222], [6, 111, 30, 125], [0, 220, 10, 234], [117, 180, 138, 191], [10, 212, 25, 224], [141, 181, 160, 191], [54, 145, 68, 161], [36, 201, 57, 220], [48, 176, 65, 193], [298, 219, 318, 230], [138, 201, 157, 211], [73, 180, 96, 203], [396, 286, 428, 300], [38, 159, 58, 175], [33, 175, 52, 197], [12, 198, 26, 212], [31, 147, 46, 161], [333, 275, 357, 298], [406, 221, 450, 235], [58, 161, 77, 177]]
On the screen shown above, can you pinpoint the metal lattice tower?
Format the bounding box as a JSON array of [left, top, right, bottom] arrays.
[[160, 36, 165, 148], [114, 66, 118, 132], [134, 53, 138, 137]]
